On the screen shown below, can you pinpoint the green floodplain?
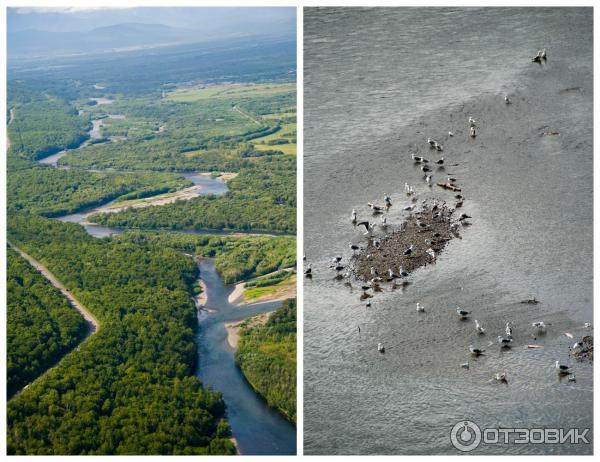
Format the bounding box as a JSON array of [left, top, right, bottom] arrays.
[[7, 32, 296, 455]]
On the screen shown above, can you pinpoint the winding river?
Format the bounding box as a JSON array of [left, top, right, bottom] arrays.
[[31, 113, 297, 454], [195, 259, 296, 455]]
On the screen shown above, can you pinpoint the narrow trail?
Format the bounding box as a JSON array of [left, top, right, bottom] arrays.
[[7, 242, 100, 332], [233, 105, 262, 125]]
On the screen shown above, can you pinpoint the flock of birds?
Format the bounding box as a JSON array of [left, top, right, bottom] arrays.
[[305, 48, 591, 386]]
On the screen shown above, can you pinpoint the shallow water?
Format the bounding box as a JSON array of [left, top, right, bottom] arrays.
[[57, 174, 229, 238], [195, 259, 297, 455], [304, 7, 592, 455]]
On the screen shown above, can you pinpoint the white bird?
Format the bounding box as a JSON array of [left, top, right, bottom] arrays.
[[584, 322, 592, 328], [403, 244, 414, 256], [380, 215, 387, 227], [377, 342, 385, 353], [532, 321, 546, 331], [475, 319, 485, 334], [555, 360, 570, 374], [541, 48, 547, 60], [505, 322, 513, 337], [351, 209, 357, 222], [404, 204, 416, 211], [370, 266, 378, 277], [504, 95, 511, 104], [368, 202, 385, 213], [494, 372, 507, 382], [416, 302, 425, 312], [457, 307, 470, 319], [412, 153, 428, 163], [448, 131, 454, 137], [425, 174, 432, 186], [398, 266, 409, 278], [469, 116, 477, 126], [404, 182, 411, 193], [461, 361, 470, 369], [426, 248, 436, 260], [304, 263, 312, 276], [436, 157, 444, 165], [387, 268, 399, 280], [568, 374, 576, 382], [470, 126, 476, 138], [384, 194, 392, 207], [497, 335, 513, 347], [434, 142, 443, 151], [427, 137, 436, 147], [469, 345, 484, 356], [357, 221, 376, 235]]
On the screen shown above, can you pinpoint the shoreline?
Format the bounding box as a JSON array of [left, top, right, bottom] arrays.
[[225, 311, 273, 349]]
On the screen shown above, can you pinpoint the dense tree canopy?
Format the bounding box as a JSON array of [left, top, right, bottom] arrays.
[[7, 213, 235, 455], [235, 299, 297, 423], [7, 247, 89, 399], [116, 231, 296, 284]]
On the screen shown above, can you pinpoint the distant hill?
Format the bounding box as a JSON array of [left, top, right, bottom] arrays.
[[7, 7, 296, 60], [9, 22, 230, 58]]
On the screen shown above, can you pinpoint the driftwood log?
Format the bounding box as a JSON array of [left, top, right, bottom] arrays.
[[437, 182, 462, 192]]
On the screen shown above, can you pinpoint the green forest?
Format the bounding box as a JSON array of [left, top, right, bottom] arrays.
[[7, 36, 296, 453], [8, 166, 192, 217], [235, 299, 297, 423], [89, 158, 296, 233], [7, 247, 89, 399], [7, 213, 235, 455], [116, 231, 296, 284]]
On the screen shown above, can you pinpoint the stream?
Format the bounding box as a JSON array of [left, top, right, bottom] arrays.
[[195, 259, 297, 455]]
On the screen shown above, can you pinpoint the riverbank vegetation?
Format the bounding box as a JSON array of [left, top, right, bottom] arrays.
[[8, 97, 89, 161], [235, 299, 296, 423], [115, 231, 296, 284], [89, 157, 296, 233], [7, 213, 235, 455], [7, 247, 89, 399], [8, 166, 192, 217]]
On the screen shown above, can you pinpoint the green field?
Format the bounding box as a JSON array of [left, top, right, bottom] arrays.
[[166, 83, 296, 102]]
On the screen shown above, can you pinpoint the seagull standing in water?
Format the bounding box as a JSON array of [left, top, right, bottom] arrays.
[[494, 372, 508, 383], [416, 302, 425, 312], [470, 126, 476, 138], [384, 194, 392, 207], [425, 174, 433, 186], [457, 307, 470, 319], [555, 360, 570, 374], [532, 321, 546, 332], [475, 319, 485, 334], [351, 209, 357, 223], [304, 263, 312, 277], [469, 345, 485, 356], [368, 202, 385, 214], [505, 322, 513, 338], [469, 116, 477, 126], [497, 335, 513, 347], [399, 266, 409, 278], [504, 95, 511, 104]]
